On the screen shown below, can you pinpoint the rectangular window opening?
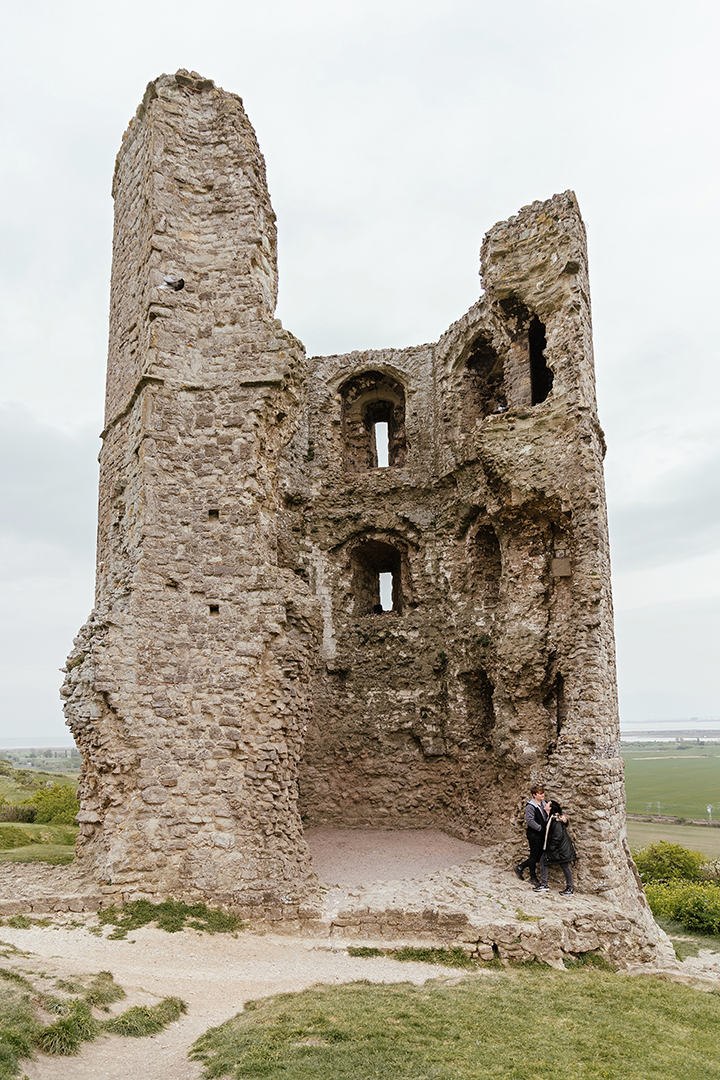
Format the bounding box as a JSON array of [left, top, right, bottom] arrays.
[[379, 572, 393, 611], [209, 604, 220, 615], [374, 422, 389, 468], [208, 508, 220, 519]]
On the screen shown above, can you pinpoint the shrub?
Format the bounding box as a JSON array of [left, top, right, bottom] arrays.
[[27, 784, 79, 825], [0, 805, 36, 823], [633, 841, 706, 883], [645, 882, 720, 935]]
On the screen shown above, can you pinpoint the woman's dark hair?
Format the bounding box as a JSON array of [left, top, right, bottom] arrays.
[[549, 800, 563, 817]]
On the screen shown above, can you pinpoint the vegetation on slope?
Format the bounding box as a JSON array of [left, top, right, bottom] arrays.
[[190, 968, 720, 1080], [0, 954, 186, 1079]]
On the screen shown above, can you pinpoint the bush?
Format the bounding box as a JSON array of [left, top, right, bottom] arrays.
[[27, 784, 79, 825], [0, 805, 36, 823], [633, 841, 706, 883], [645, 882, 720, 935]]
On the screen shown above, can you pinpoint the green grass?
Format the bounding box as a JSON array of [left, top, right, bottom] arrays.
[[0, 823, 77, 867], [103, 997, 187, 1036], [626, 821, 720, 859], [655, 917, 720, 960], [622, 742, 720, 758], [347, 946, 478, 970], [190, 969, 720, 1079], [96, 898, 243, 938], [623, 753, 720, 818]]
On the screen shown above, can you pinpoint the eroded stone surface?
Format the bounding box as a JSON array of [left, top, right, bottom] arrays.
[[62, 70, 651, 958]]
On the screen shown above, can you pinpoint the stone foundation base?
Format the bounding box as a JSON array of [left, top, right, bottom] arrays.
[[0, 852, 675, 972]]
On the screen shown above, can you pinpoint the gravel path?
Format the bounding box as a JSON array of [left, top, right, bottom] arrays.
[[4, 923, 477, 1080], [2, 828, 488, 1079]]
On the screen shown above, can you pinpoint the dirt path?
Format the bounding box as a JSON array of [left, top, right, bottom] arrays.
[[3, 830, 489, 1079], [3, 923, 476, 1080]]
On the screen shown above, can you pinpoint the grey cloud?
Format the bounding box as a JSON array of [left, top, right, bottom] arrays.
[[0, 404, 99, 558], [608, 450, 720, 572]]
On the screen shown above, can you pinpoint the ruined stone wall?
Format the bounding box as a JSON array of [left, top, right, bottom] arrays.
[[64, 71, 633, 909], [63, 72, 321, 908], [297, 193, 628, 895]]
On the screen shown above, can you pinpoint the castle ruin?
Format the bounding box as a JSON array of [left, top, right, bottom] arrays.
[[63, 71, 638, 918]]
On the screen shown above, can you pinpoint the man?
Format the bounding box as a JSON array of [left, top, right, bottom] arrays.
[[514, 783, 548, 886]]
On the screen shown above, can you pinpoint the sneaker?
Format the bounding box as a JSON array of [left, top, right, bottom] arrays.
[[559, 887, 574, 896], [513, 865, 524, 881], [533, 884, 549, 893]]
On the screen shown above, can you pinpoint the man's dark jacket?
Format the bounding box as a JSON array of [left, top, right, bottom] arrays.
[[525, 802, 546, 850]]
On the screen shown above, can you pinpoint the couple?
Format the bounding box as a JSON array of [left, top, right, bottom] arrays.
[[514, 783, 575, 895]]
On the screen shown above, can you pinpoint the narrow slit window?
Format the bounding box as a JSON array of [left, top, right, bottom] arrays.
[[374, 422, 389, 468], [529, 316, 553, 405], [379, 572, 393, 610], [556, 672, 567, 737]]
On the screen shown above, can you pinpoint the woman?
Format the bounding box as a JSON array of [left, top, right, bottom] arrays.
[[534, 799, 576, 895]]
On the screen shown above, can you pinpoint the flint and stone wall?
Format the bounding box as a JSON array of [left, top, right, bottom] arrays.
[[63, 70, 635, 908]]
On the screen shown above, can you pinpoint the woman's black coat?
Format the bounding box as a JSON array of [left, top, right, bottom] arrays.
[[543, 816, 577, 864]]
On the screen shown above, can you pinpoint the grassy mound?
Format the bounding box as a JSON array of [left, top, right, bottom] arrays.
[[190, 969, 720, 1080], [0, 822, 77, 866]]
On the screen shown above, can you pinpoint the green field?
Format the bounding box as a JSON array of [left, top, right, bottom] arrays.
[[0, 822, 77, 865], [0, 770, 77, 803], [626, 821, 720, 858], [189, 968, 720, 1080], [622, 749, 720, 819]]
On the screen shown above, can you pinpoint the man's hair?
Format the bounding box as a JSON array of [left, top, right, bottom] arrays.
[[530, 783, 545, 795]]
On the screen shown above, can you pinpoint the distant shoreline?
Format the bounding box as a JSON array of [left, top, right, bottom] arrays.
[[621, 729, 720, 740]]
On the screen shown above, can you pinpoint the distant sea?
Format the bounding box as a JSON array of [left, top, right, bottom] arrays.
[[0, 737, 75, 749], [621, 719, 720, 741]]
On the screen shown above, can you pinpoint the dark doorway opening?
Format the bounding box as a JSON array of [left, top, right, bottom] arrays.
[[529, 316, 553, 405]]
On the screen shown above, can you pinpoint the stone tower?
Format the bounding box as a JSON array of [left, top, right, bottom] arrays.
[[62, 71, 322, 909], [64, 70, 638, 914]]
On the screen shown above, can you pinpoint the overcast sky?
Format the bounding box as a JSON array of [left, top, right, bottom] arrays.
[[1, 0, 718, 740]]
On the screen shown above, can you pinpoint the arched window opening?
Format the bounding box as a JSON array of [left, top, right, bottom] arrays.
[[460, 667, 496, 748], [340, 372, 407, 472], [529, 316, 553, 405], [462, 332, 506, 426], [351, 540, 403, 615]]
